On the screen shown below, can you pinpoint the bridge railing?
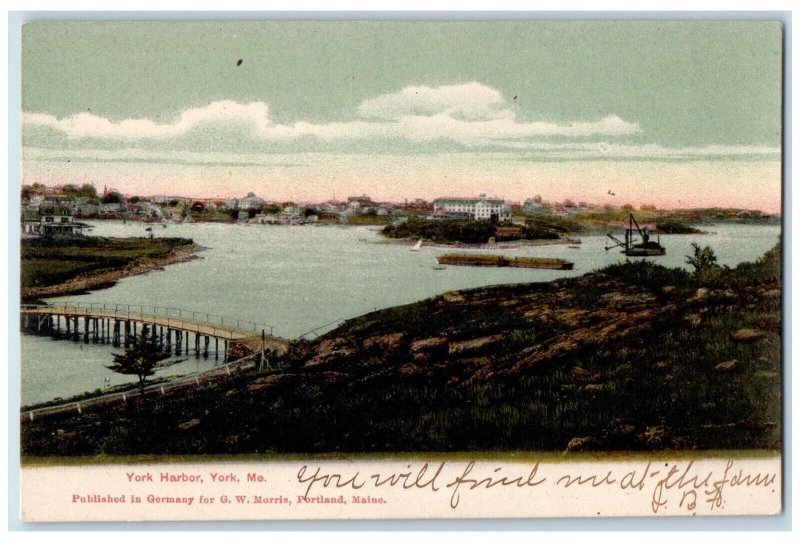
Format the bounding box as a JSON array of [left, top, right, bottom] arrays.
[[21, 350, 267, 420], [21, 302, 275, 336], [295, 306, 379, 340]]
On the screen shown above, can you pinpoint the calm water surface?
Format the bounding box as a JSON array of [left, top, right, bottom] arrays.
[[20, 220, 780, 405]]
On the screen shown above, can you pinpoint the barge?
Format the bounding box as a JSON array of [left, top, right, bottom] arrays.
[[436, 253, 574, 270]]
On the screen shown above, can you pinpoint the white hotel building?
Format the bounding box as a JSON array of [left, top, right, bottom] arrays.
[[432, 194, 512, 222]]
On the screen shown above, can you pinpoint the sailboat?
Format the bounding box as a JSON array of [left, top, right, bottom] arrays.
[[409, 239, 423, 252]]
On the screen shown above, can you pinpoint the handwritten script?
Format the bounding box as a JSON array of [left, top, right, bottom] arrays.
[[296, 459, 776, 513]]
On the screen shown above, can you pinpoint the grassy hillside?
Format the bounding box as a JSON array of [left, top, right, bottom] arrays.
[[21, 243, 781, 456]]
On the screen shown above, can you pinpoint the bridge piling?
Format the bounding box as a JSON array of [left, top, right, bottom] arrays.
[[21, 304, 278, 366]]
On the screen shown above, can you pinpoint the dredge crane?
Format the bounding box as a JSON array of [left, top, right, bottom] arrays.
[[605, 213, 666, 256]]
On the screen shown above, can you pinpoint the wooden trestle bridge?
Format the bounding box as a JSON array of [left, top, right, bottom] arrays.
[[20, 302, 283, 361]]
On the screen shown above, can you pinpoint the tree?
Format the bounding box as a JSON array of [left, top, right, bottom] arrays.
[[106, 329, 171, 395], [101, 190, 124, 204], [78, 183, 98, 199], [685, 243, 721, 285], [61, 183, 79, 195]]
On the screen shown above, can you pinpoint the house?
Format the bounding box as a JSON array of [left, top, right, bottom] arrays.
[[522, 198, 551, 215], [432, 194, 511, 222], [495, 226, 524, 240], [21, 196, 87, 236], [99, 202, 126, 216], [73, 199, 100, 218], [240, 192, 266, 211], [347, 195, 373, 209]]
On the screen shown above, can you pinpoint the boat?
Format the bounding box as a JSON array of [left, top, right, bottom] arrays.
[[605, 213, 666, 257], [409, 239, 423, 252]]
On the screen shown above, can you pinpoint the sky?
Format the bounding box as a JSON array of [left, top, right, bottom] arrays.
[[20, 21, 783, 211]]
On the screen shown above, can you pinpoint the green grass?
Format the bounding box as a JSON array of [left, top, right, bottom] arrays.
[[21, 236, 194, 289], [346, 214, 392, 225], [191, 211, 235, 222], [382, 218, 499, 244]]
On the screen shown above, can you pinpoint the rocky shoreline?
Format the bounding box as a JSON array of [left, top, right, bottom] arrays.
[[22, 243, 201, 301]]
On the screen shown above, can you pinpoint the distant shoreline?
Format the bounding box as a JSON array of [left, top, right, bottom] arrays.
[[376, 237, 581, 250]]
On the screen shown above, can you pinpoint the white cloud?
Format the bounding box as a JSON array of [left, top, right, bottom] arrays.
[[482, 142, 782, 159], [357, 82, 510, 121], [23, 142, 780, 171], [22, 83, 641, 150], [23, 101, 272, 140]]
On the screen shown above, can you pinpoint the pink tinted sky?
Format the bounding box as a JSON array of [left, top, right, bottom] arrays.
[[22, 153, 782, 213]]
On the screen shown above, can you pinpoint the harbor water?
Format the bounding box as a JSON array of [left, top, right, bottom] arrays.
[[20, 220, 780, 405]]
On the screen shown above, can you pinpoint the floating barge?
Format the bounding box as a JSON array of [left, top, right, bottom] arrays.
[[606, 213, 666, 257], [436, 253, 574, 270]]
